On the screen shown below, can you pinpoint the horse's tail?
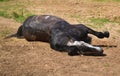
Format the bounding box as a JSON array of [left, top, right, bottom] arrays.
[[4, 33, 18, 39], [4, 25, 23, 39]]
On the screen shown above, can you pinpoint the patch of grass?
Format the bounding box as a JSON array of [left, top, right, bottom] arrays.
[[90, 17, 111, 24], [12, 10, 33, 23], [0, 9, 33, 23], [0, 11, 11, 18], [0, 1, 33, 23], [0, 0, 9, 2], [89, 18, 111, 28], [115, 0, 120, 2]]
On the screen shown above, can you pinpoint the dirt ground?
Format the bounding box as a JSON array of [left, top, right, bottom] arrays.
[[0, 0, 120, 76]]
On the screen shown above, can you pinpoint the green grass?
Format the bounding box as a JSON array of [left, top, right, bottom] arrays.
[[0, 10, 33, 23], [0, 1, 33, 23], [12, 10, 33, 23], [89, 17, 111, 28], [0, 11, 11, 18], [0, 9, 33, 23], [90, 17, 111, 24], [70, 14, 111, 29], [0, 0, 9, 2], [89, 17, 120, 26]]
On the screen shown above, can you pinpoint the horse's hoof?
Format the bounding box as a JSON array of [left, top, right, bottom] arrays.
[[104, 31, 110, 38]]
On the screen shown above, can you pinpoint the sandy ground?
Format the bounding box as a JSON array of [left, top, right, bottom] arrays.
[[0, 0, 120, 76]]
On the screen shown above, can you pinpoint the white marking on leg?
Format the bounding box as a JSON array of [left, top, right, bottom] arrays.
[[83, 42, 102, 51], [67, 41, 83, 46], [67, 41, 102, 51], [45, 16, 50, 19]]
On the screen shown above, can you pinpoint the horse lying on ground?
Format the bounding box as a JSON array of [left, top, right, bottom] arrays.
[[5, 15, 110, 56]]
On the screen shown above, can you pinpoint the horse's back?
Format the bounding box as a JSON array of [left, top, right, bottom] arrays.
[[22, 15, 66, 42]]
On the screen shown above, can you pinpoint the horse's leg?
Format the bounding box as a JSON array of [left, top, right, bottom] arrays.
[[67, 41, 103, 55], [83, 36, 92, 44], [76, 24, 110, 38]]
